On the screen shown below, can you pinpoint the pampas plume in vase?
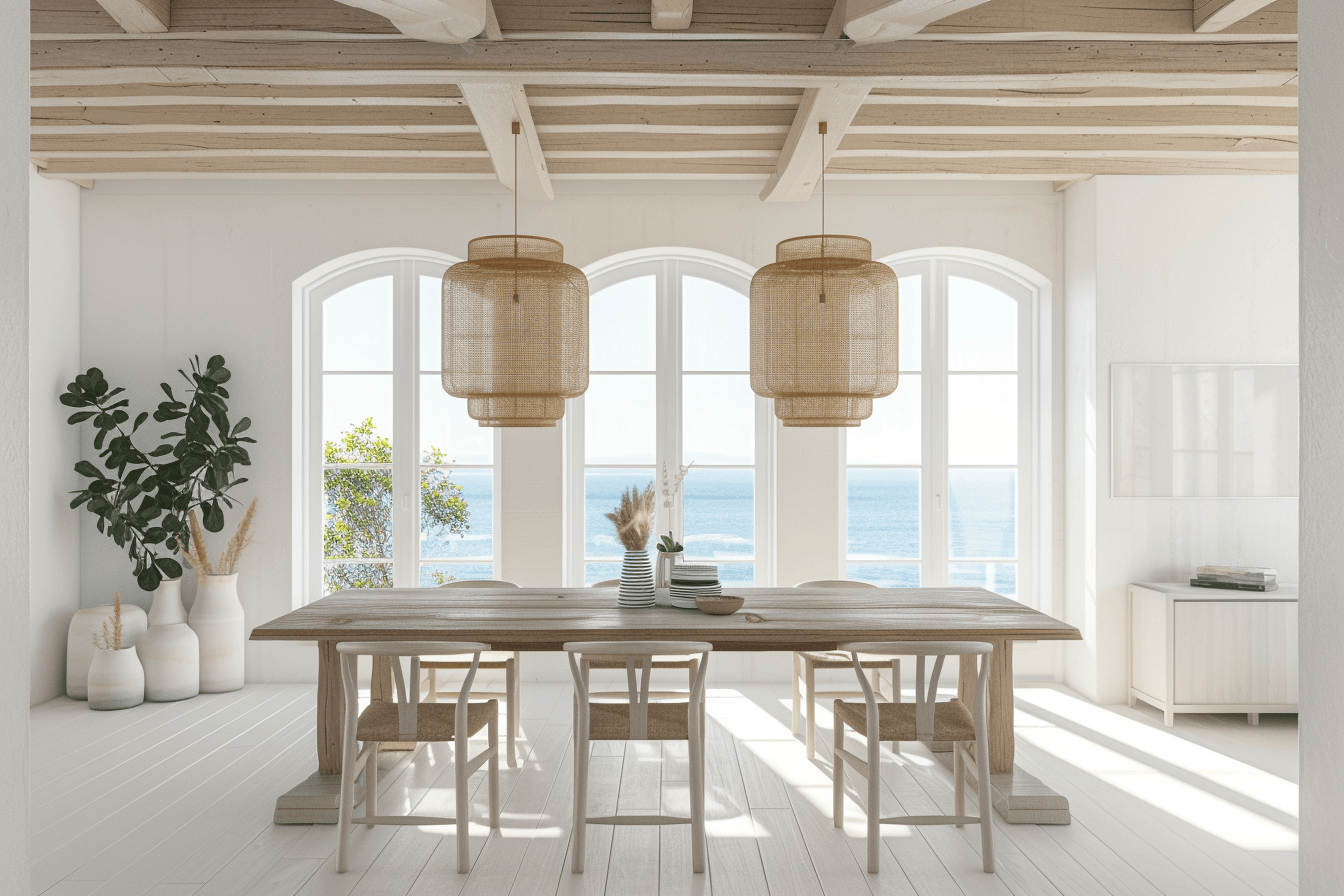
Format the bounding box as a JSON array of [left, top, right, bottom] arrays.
[[87, 592, 146, 710], [184, 500, 257, 693], [607, 483, 657, 608]]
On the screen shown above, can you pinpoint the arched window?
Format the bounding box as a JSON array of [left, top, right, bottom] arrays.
[[845, 252, 1048, 605], [294, 250, 498, 602], [566, 252, 773, 586]]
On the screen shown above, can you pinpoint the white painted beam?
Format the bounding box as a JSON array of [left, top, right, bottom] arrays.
[[459, 82, 553, 200], [95, 0, 170, 33], [845, 0, 992, 43], [651, 0, 693, 31], [482, 0, 502, 40], [1193, 0, 1278, 33], [333, 0, 487, 43], [760, 83, 871, 201]]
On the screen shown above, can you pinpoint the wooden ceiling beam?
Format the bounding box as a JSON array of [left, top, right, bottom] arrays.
[[93, 0, 169, 33], [760, 83, 870, 201], [845, 0, 992, 43], [1194, 0, 1281, 33], [459, 82, 553, 200], [652, 0, 693, 31], [329, 0, 486, 43]]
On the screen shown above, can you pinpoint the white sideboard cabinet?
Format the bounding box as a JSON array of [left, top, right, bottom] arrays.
[[1128, 582, 1298, 726]]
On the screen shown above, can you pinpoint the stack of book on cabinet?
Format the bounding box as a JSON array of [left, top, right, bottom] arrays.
[[1189, 565, 1278, 592]]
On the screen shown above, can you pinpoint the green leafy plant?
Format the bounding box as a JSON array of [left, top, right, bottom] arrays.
[[323, 418, 470, 591], [61, 355, 256, 591]]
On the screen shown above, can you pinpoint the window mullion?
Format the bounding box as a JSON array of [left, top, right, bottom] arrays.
[[658, 260, 682, 538], [928, 260, 949, 587], [392, 260, 418, 588]]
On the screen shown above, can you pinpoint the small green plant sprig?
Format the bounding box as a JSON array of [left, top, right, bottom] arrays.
[[61, 355, 256, 592], [656, 532, 683, 553]]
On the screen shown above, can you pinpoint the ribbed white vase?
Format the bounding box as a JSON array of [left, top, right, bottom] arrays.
[[618, 550, 655, 608], [189, 573, 245, 693], [66, 603, 148, 700], [88, 645, 145, 710], [141, 578, 200, 702]]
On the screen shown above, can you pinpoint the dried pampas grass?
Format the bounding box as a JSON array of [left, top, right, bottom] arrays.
[[604, 482, 656, 552], [182, 508, 214, 577], [182, 499, 259, 579], [93, 591, 124, 651]]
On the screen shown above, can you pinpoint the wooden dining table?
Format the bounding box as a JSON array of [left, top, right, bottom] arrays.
[[250, 585, 1081, 824]]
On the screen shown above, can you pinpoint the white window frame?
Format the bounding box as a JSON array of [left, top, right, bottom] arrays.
[[564, 249, 775, 587], [292, 248, 502, 607], [843, 250, 1052, 608]]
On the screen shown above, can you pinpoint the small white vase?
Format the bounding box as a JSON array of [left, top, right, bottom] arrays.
[[66, 603, 148, 700], [88, 645, 145, 710], [654, 549, 683, 607], [141, 579, 200, 702], [189, 573, 245, 693]]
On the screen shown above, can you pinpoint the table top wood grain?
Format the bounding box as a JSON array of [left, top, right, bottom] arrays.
[[250, 587, 1081, 652]]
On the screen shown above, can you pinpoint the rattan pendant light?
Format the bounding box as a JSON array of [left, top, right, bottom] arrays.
[[749, 122, 899, 427], [441, 122, 589, 427]]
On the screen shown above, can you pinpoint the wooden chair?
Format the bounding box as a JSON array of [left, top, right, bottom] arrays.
[[792, 580, 898, 758], [565, 640, 712, 875], [423, 580, 523, 767], [832, 640, 994, 874], [586, 579, 701, 694], [336, 641, 499, 875]]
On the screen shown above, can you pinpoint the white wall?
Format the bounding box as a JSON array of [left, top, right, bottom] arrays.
[[29, 167, 82, 704], [1, 0, 31, 883], [77, 179, 1064, 682], [1063, 175, 1300, 704], [1299, 4, 1342, 890]]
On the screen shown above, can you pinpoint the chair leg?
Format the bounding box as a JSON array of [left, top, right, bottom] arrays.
[[506, 658, 519, 768], [427, 668, 438, 703], [690, 728, 706, 874], [337, 738, 359, 874], [792, 653, 802, 735], [867, 730, 881, 874], [364, 742, 378, 826], [488, 713, 500, 828], [805, 660, 817, 759], [456, 737, 471, 874], [953, 742, 965, 827], [572, 725, 588, 873], [513, 654, 523, 745], [890, 660, 900, 755], [975, 735, 994, 873], [833, 715, 845, 828]]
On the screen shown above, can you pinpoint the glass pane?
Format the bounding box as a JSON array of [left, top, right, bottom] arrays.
[[949, 469, 1016, 559], [324, 467, 393, 560], [324, 375, 393, 448], [585, 563, 623, 586], [948, 276, 1017, 372], [591, 276, 656, 371], [683, 468, 753, 560], [585, 375, 656, 464], [847, 374, 920, 465], [847, 469, 919, 560], [324, 562, 392, 594], [421, 562, 495, 587], [683, 276, 749, 371], [949, 562, 1017, 598], [682, 375, 754, 465], [898, 274, 921, 372], [420, 375, 492, 464], [948, 374, 1016, 465], [846, 563, 920, 588], [586, 467, 657, 559], [422, 467, 492, 560], [324, 276, 393, 371], [420, 274, 443, 371], [717, 563, 754, 586]]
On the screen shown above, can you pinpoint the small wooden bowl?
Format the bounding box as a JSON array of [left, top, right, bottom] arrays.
[[696, 595, 744, 616]]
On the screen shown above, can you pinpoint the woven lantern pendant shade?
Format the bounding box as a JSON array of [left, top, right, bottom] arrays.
[[750, 233, 899, 427], [441, 234, 589, 427]]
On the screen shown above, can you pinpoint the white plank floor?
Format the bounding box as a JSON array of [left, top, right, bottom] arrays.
[[30, 679, 1298, 896]]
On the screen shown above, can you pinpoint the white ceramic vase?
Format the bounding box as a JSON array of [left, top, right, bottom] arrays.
[[654, 548, 683, 607], [189, 573, 245, 693], [66, 603, 148, 700], [87, 645, 145, 710], [140, 579, 200, 702]]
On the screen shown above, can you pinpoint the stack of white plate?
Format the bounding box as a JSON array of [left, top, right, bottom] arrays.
[[669, 564, 721, 609]]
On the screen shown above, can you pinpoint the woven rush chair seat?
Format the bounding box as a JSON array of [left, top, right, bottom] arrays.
[[587, 701, 695, 741], [356, 699, 497, 744], [798, 650, 894, 669], [424, 652, 515, 668], [834, 697, 976, 743]]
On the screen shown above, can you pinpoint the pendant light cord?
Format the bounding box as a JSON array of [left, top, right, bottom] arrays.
[[819, 121, 827, 305], [512, 121, 520, 316]]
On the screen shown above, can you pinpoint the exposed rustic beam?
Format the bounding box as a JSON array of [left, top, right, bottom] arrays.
[[459, 82, 553, 200], [331, 0, 486, 43], [651, 0, 693, 31], [94, 0, 169, 33], [1195, 0, 1280, 33], [482, 0, 502, 40], [29, 39, 1299, 90], [823, 0, 847, 39], [845, 0, 992, 43], [760, 83, 870, 201]]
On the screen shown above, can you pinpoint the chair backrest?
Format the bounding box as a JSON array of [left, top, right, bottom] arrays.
[[564, 640, 713, 740], [337, 641, 489, 742], [589, 579, 620, 588], [438, 579, 520, 589], [794, 579, 878, 589], [838, 640, 993, 742]]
